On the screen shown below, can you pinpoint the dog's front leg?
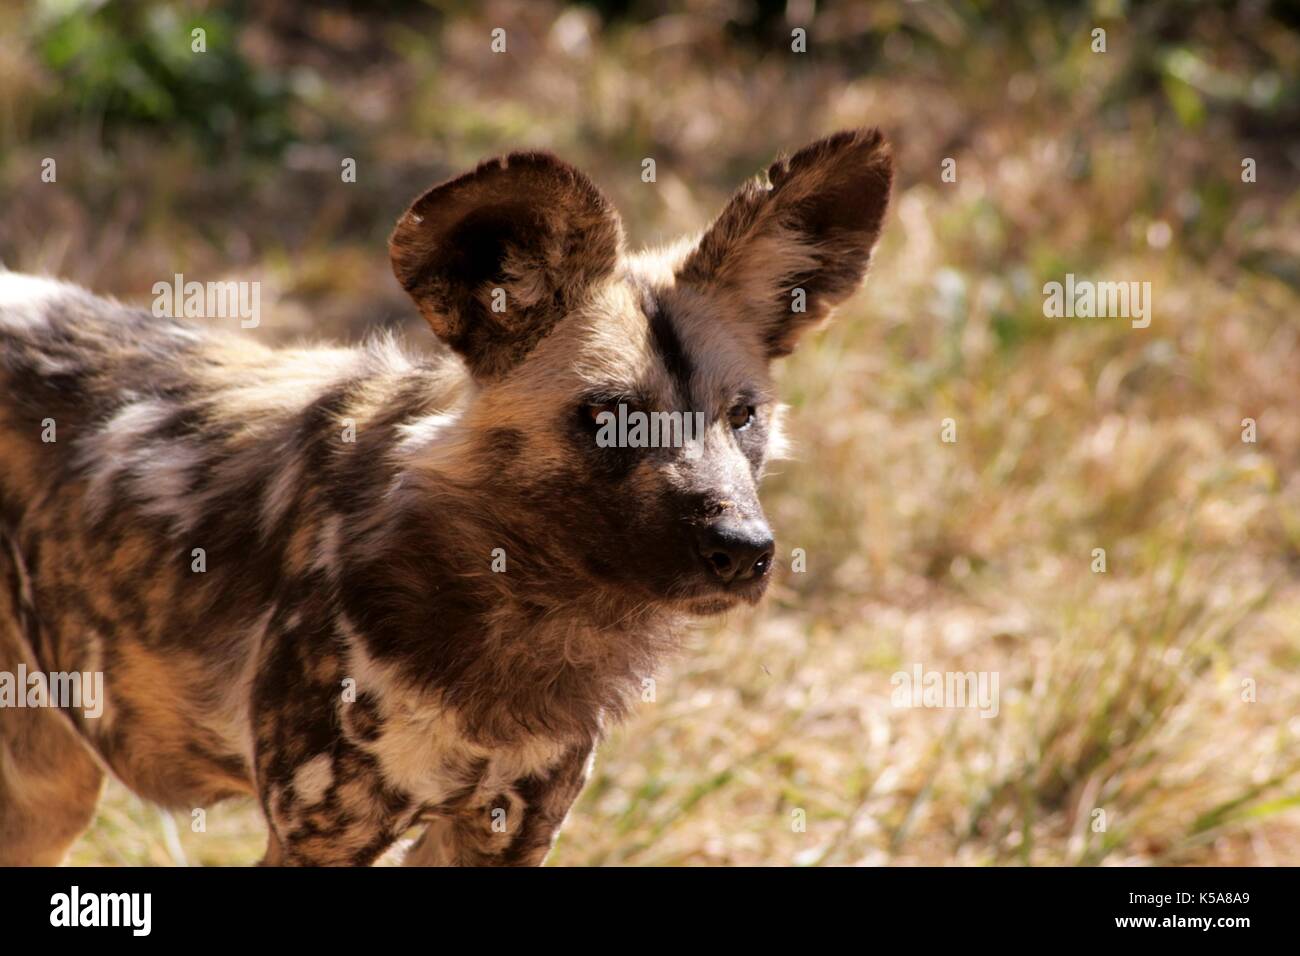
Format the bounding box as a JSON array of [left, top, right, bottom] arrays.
[[404, 741, 595, 867], [254, 739, 412, 866], [256, 784, 404, 866]]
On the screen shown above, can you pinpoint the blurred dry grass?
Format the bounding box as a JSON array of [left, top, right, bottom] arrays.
[[2, 0, 1298, 865]]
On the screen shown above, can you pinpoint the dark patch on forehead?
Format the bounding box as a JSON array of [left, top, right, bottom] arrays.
[[641, 285, 694, 401]]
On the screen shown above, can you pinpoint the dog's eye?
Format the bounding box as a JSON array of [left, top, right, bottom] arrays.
[[583, 400, 637, 426], [727, 404, 754, 430]]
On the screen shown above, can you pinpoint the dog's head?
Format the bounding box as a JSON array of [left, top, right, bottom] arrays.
[[390, 129, 892, 614]]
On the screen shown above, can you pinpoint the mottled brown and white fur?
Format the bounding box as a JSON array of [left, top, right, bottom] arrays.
[[0, 128, 892, 865]]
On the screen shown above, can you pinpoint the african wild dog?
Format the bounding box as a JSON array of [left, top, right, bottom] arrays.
[[0, 128, 892, 865]]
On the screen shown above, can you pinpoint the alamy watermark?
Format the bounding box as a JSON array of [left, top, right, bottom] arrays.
[[0, 665, 103, 718], [595, 404, 706, 459], [50, 886, 150, 936], [1042, 273, 1152, 328], [891, 664, 999, 718], [152, 273, 260, 328]]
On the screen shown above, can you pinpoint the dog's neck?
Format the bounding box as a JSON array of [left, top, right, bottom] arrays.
[[339, 465, 685, 746]]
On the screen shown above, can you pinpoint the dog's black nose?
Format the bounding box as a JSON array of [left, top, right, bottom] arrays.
[[696, 519, 774, 584]]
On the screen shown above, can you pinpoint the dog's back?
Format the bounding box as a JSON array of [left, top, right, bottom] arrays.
[[0, 272, 462, 812]]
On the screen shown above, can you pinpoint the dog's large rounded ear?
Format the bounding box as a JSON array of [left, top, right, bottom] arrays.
[[678, 127, 893, 358], [389, 152, 624, 381]]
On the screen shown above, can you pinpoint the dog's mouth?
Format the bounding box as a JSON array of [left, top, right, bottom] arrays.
[[671, 574, 770, 616], [681, 595, 743, 616]]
